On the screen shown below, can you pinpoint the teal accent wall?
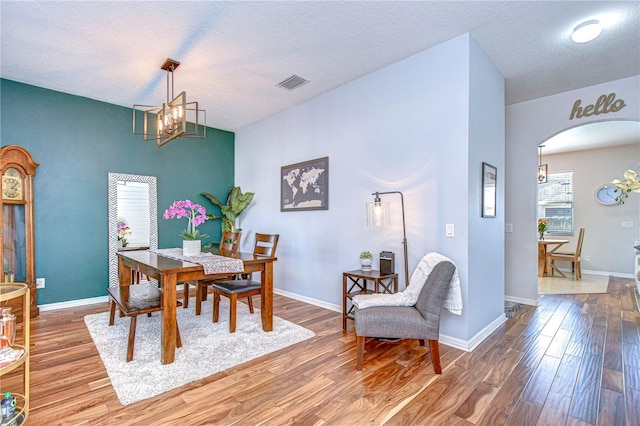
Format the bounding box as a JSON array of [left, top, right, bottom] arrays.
[[1, 79, 235, 304]]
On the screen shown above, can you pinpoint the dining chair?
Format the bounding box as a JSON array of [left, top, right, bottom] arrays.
[[107, 283, 182, 362], [182, 231, 242, 313], [547, 228, 585, 279], [354, 260, 456, 373], [212, 233, 279, 333]]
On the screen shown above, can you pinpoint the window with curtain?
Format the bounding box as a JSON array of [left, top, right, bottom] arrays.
[[538, 170, 574, 235]]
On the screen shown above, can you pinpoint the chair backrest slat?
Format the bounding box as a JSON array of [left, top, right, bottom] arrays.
[[253, 233, 279, 257], [220, 231, 242, 252]]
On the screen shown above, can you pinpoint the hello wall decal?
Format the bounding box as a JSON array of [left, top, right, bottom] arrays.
[[570, 92, 626, 120]]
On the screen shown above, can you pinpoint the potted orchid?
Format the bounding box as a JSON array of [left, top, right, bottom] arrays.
[[163, 200, 209, 256], [117, 218, 131, 248], [611, 168, 640, 205]]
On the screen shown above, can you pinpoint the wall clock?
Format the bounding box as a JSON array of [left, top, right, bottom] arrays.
[[594, 184, 620, 206]]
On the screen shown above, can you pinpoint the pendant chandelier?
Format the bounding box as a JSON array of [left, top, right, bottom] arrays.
[[133, 58, 206, 147], [537, 145, 547, 183]]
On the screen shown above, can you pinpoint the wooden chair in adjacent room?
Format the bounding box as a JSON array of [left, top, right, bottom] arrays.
[[182, 231, 242, 314], [212, 233, 279, 333], [107, 283, 182, 362], [547, 228, 585, 279]]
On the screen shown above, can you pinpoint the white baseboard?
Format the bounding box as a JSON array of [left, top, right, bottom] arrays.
[[505, 295, 539, 306], [274, 288, 341, 313], [38, 282, 183, 312], [439, 313, 507, 352], [39, 295, 109, 312], [580, 269, 634, 279], [553, 267, 634, 279]]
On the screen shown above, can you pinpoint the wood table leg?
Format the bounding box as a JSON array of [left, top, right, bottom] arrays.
[[118, 257, 132, 288], [161, 272, 177, 364], [261, 261, 273, 332], [538, 244, 546, 277], [342, 274, 348, 330]]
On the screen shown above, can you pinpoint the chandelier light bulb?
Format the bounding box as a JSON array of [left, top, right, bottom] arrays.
[[571, 19, 603, 43]]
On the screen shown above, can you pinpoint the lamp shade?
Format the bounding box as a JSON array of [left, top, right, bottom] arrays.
[[366, 201, 390, 227]]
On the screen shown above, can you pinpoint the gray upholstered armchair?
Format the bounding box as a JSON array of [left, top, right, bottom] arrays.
[[354, 260, 456, 373]]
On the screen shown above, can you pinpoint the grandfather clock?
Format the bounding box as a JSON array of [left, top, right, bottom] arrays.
[[1, 145, 39, 317]]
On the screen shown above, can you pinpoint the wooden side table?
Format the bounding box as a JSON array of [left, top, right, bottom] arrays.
[[342, 269, 398, 330]]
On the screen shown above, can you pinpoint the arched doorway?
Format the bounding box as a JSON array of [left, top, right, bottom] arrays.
[[536, 119, 640, 294]]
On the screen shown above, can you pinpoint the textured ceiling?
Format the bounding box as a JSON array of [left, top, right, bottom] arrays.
[[1, 1, 639, 135]]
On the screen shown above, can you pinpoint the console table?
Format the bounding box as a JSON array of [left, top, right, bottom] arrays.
[[342, 269, 398, 330]]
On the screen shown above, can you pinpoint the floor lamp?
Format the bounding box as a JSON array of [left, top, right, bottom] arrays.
[[366, 191, 409, 287]]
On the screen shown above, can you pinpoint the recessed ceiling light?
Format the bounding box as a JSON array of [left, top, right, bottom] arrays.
[[571, 19, 603, 43]]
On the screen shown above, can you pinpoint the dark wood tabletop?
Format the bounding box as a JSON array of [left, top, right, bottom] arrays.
[[117, 248, 277, 364]]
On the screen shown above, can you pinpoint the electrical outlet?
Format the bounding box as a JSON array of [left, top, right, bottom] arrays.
[[505, 223, 513, 233], [622, 221, 634, 229], [584, 256, 591, 262], [36, 278, 45, 289]]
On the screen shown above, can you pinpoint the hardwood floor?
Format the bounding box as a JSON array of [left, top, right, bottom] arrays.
[[2, 276, 638, 425]]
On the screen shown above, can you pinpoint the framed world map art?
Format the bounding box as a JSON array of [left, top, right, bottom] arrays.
[[281, 156, 329, 211]]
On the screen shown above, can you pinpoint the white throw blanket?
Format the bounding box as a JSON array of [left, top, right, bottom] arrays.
[[351, 252, 463, 315]]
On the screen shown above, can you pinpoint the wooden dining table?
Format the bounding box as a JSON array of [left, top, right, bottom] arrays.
[[538, 239, 569, 277], [116, 248, 277, 364]]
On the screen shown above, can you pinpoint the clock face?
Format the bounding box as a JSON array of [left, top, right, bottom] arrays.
[[594, 184, 620, 206], [2, 168, 23, 200]]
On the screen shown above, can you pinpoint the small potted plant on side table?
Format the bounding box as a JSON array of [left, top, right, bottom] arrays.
[[360, 251, 373, 271]]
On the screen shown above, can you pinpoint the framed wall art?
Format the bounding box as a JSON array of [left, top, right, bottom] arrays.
[[482, 162, 497, 218], [281, 156, 329, 211]]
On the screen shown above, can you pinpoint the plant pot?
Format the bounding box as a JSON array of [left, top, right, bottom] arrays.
[[183, 240, 201, 257], [361, 258, 372, 271]]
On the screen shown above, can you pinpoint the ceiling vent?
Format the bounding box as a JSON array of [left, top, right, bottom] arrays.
[[276, 75, 310, 91]]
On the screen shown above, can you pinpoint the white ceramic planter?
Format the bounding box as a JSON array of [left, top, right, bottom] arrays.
[[182, 240, 201, 257], [361, 258, 372, 271]]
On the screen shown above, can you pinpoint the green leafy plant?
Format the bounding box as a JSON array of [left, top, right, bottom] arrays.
[[359, 251, 373, 260], [201, 186, 255, 233]]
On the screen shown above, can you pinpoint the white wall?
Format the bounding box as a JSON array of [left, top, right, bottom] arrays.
[[235, 33, 505, 346], [543, 144, 639, 274], [467, 37, 505, 338], [506, 75, 640, 305]]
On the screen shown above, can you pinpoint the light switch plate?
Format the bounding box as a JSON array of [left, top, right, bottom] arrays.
[[446, 224, 454, 237]]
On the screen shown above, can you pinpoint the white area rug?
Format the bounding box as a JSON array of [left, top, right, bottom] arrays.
[[84, 297, 315, 405]]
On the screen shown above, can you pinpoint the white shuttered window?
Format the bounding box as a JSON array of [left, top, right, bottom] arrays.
[[537, 170, 574, 235], [117, 181, 150, 247]]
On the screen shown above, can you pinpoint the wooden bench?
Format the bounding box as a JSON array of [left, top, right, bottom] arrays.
[[107, 283, 182, 362]]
